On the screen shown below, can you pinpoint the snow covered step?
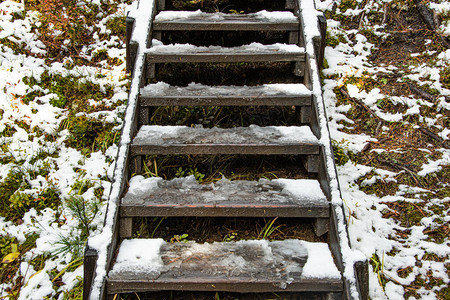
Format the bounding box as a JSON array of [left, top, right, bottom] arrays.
[[121, 176, 328, 218], [139, 82, 312, 106], [107, 239, 343, 295], [131, 125, 320, 155], [153, 10, 299, 31], [145, 42, 306, 63]]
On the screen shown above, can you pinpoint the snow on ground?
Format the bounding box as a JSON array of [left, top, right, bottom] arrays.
[[319, 0, 449, 299], [0, 0, 129, 298], [0, 0, 448, 299]]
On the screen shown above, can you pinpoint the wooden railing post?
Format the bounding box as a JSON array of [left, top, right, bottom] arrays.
[[355, 260, 369, 300], [316, 14, 327, 70], [83, 245, 98, 300], [126, 16, 138, 74]]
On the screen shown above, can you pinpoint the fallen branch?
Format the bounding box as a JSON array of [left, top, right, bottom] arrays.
[[406, 82, 436, 101], [413, 0, 436, 30], [413, 0, 450, 48]]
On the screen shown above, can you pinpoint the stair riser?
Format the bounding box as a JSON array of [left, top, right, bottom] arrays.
[[146, 53, 306, 63], [139, 96, 312, 107], [131, 145, 320, 155], [153, 23, 299, 31], [107, 279, 343, 294], [120, 206, 329, 218]]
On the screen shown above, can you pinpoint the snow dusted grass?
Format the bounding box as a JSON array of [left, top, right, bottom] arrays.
[[320, 0, 449, 299], [0, 0, 130, 298]]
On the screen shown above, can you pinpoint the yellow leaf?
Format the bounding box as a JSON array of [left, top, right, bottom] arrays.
[[2, 252, 20, 263]]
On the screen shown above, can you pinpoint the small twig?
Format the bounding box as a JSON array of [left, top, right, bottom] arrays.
[[410, 202, 427, 218], [357, 0, 368, 29], [340, 88, 385, 123], [407, 82, 436, 101], [166, 257, 182, 264], [375, 121, 383, 135], [382, 159, 422, 187], [382, 3, 388, 24], [419, 127, 448, 148], [358, 11, 365, 29]]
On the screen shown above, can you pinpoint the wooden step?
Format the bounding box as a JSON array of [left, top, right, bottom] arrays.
[[140, 83, 312, 106], [131, 125, 320, 155], [107, 239, 343, 295], [121, 176, 328, 218], [153, 10, 299, 31], [145, 42, 306, 63]]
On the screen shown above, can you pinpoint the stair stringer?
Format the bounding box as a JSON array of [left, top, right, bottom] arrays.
[[298, 1, 368, 299], [83, 1, 157, 300], [82, 0, 370, 299]]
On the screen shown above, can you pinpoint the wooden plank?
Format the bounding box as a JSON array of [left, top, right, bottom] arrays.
[[139, 83, 312, 107], [153, 19, 299, 31], [140, 95, 311, 107], [121, 204, 328, 218], [300, 105, 311, 123], [121, 177, 329, 218], [83, 246, 98, 300], [125, 16, 136, 73], [131, 125, 320, 156], [303, 155, 319, 173], [314, 218, 329, 236], [146, 52, 306, 63], [354, 260, 369, 300], [120, 218, 133, 238], [107, 240, 343, 294], [129, 156, 142, 176], [153, 11, 299, 31], [108, 278, 343, 294], [289, 31, 299, 44], [286, 0, 296, 9], [132, 144, 319, 155], [303, 54, 312, 90], [156, 0, 165, 11], [317, 14, 327, 70]]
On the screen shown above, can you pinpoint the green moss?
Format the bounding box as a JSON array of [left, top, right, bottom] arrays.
[[359, 28, 380, 45], [60, 277, 83, 300], [8, 186, 61, 222], [338, 0, 359, 12], [440, 66, 450, 90], [0, 124, 17, 138], [106, 16, 126, 41], [437, 286, 450, 300], [92, 49, 108, 63], [0, 167, 61, 222], [326, 32, 347, 48], [332, 140, 350, 166], [23, 71, 115, 113], [0, 38, 30, 55], [62, 115, 119, 154]]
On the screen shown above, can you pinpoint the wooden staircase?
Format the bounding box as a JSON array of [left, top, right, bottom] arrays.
[[83, 0, 369, 299]]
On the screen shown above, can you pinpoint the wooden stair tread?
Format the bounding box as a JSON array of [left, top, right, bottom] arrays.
[[139, 82, 312, 106], [145, 42, 306, 63], [131, 125, 320, 155], [154, 10, 299, 31], [107, 239, 342, 294], [121, 176, 328, 217]]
